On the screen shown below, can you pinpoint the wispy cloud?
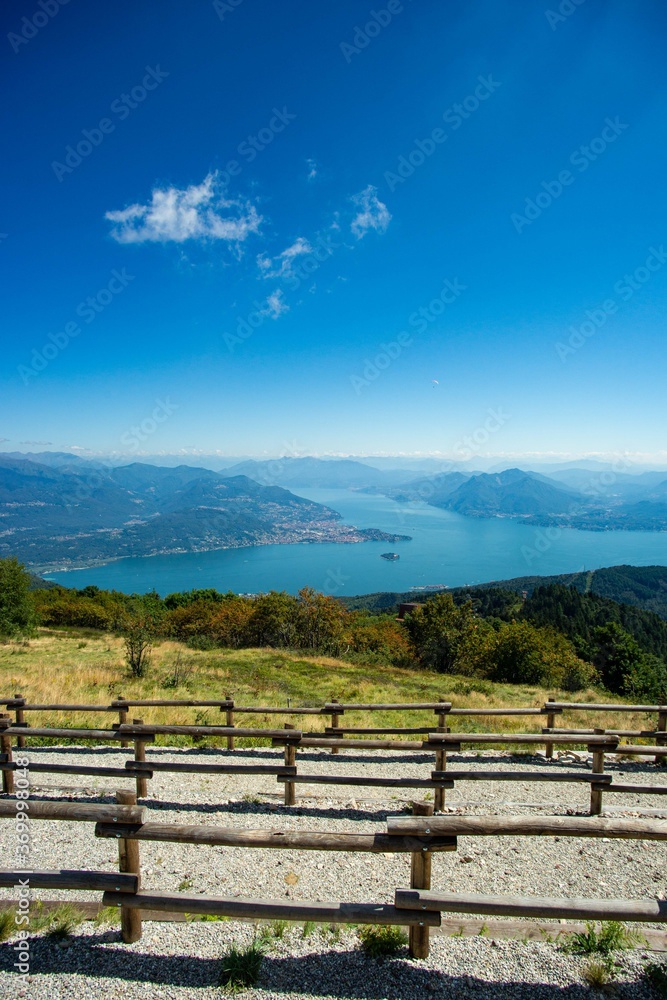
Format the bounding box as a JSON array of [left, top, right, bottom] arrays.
[[260, 289, 289, 318], [350, 185, 391, 239], [257, 237, 313, 279], [0, 438, 9, 443], [306, 158, 318, 181], [105, 172, 262, 245], [20, 440, 53, 446]]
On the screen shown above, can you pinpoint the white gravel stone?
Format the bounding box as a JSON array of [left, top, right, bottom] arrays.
[[0, 745, 665, 998]]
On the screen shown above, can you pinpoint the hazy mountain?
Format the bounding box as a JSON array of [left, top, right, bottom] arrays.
[[0, 458, 409, 570], [221, 456, 414, 489], [379, 471, 472, 503], [441, 469, 576, 517]]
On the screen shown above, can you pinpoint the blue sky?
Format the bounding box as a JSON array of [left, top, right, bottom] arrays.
[[2, 0, 666, 463]]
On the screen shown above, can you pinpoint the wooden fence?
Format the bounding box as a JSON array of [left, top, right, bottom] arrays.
[[0, 796, 666, 959], [2, 695, 666, 750], [1, 715, 667, 816]]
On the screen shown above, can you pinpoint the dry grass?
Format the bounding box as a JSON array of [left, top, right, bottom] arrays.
[[0, 628, 656, 743]]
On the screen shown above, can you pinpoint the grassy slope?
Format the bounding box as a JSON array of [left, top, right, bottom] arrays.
[[0, 628, 658, 743]]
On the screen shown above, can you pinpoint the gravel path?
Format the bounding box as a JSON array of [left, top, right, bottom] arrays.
[[0, 745, 666, 998]]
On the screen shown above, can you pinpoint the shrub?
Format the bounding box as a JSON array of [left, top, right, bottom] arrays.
[[357, 924, 407, 957], [475, 620, 597, 688], [121, 615, 155, 677]]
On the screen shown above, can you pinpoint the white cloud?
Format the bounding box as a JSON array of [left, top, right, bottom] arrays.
[[257, 237, 313, 279], [105, 172, 262, 245], [260, 290, 289, 319], [306, 158, 318, 181], [350, 185, 391, 239]]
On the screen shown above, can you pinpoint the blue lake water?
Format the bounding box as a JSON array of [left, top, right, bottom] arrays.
[[45, 489, 667, 596]]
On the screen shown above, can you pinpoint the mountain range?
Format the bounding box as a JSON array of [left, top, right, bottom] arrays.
[[0, 456, 409, 570], [3, 451, 667, 572]]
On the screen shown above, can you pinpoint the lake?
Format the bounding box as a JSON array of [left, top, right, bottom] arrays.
[[45, 489, 667, 596]]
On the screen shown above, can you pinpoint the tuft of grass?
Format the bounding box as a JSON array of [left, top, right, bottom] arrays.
[[357, 924, 407, 958], [178, 878, 193, 892], [94, 906, 122, 926], [566, 921, 641, 955], [45, 903, 85, 940], [0, 910, 15, 942], [582, 958, 614, 990], [302, 920, 316, 939], [644, 962, 667, 997], [219, 939, 266, 990]]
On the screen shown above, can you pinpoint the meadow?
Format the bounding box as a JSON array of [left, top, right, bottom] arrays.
[[0, 628, 658, 743]]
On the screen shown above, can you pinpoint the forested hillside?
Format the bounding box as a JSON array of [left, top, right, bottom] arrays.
[[2, 557, 664, 704], [342, 564, 667, 619]]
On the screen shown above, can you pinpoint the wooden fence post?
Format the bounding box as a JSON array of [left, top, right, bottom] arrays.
[[225, 694, 235, 751], [283, 724, 296, 806], [115, 789, 142, 943], [409, 800, 434, 959], [434, 697, 449, 812], [0, 716, 14, 794], [545, 699, 556, 760], [330, 699, 341, 755], [13, 695, 26, 750], [117, 695, 130, 749], [589, 729, 606, 816], [133, 719, 148, 799], [656, 710, 667, 767]]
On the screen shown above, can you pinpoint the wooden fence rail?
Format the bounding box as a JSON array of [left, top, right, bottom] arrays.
[[2, 717, 666, 813], [2, 799, 666, 961]]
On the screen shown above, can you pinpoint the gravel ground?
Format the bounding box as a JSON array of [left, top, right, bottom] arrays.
[[0, 744, 666, 998]]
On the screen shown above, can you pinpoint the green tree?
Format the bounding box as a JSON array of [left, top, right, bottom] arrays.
[[246, 591, 300, 648], [0, 557, 38, 639], [622, 652, 667, 703], [590, 622, 646, 693], [403, 594, 480, 672], [294, 587, 349, 655]]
